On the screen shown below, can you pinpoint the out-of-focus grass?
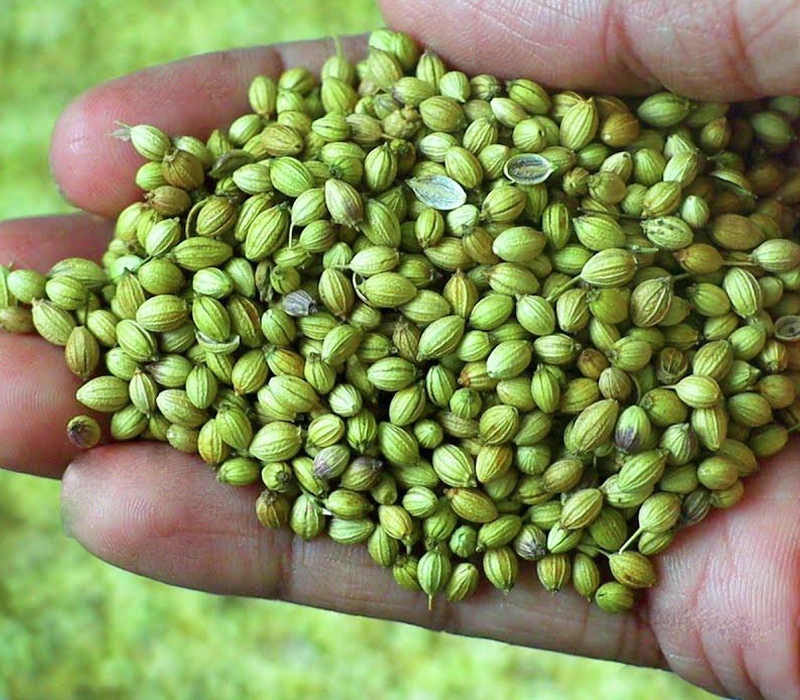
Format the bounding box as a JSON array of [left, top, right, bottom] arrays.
[[0, 1, 720, 698]]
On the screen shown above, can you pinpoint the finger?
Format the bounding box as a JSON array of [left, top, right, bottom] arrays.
[[0, 214, 111, 270], [647, 439, 800, 700], [379, 0, 800, 100], [0, 335, 87, 478], [61, 442, 663, 668], [0, 214, 112, 478], [50, 36, 366, 219]]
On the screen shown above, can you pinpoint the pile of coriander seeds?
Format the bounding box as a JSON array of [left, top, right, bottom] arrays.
[[3, 28, 800, 612]]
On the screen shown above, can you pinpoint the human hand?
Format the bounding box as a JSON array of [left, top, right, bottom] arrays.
[[3, 2, 800, 699]]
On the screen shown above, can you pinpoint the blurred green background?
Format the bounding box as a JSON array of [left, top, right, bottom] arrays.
[[0, 1, 719, 698]]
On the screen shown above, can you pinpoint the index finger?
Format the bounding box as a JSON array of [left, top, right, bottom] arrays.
[[61, 443, 665, 669], [50, 36, 366, 218]]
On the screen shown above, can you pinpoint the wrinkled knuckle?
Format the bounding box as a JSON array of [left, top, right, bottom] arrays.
[[600, 0, 659, 88], [262, 528, 295, 600]]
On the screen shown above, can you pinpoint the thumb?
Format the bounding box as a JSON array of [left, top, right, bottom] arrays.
[[379, 0, 800, 100]]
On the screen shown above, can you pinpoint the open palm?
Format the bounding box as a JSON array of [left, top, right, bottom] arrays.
[[3, 2, 800, 698]]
